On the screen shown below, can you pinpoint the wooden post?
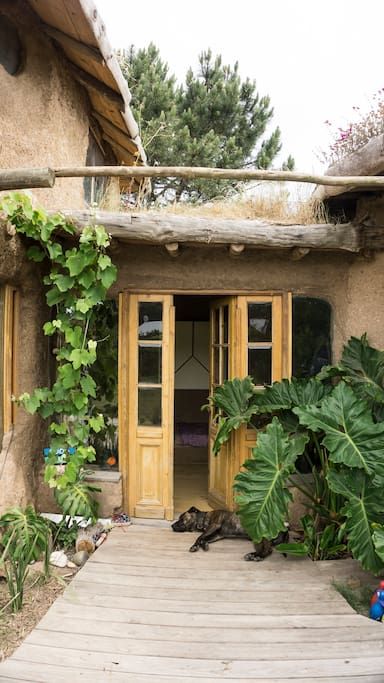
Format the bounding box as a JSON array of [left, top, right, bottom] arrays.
[[164, 243, 179, 257], [0, 168, 55, 191], [229, 244, 245, 257], [290, 247, 310, 261]]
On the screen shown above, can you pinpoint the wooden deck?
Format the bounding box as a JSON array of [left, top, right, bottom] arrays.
[[1, 524, 384, 682]]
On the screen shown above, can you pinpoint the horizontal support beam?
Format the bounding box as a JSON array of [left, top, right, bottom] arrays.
[[3, 166, 384, 191], [0, 168, 55, 191], [58, 209, 362, 253], [54, 165, 384, 188]]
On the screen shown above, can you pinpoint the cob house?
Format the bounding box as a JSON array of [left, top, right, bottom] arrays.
[[0, 0, 145, 514], [2, 2, 384, 525]]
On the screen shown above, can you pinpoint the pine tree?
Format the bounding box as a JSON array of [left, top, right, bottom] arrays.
[[119, 45, 294, 203]]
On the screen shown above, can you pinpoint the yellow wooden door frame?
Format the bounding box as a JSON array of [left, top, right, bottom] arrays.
[[119, 292, 174, 520], [119, 290, 291, 518]]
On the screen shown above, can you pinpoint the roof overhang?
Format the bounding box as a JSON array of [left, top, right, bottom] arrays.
[[27, 0, 146, 172]]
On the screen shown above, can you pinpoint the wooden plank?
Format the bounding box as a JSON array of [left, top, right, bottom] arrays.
[[60, 585, 352, 615], [0, 168, 55, 191], [10, 644, 384, 678], [26, 629, 384, 661], [2, 659, 383, 683], [93, 112, 138, 155], [34, 613, 382, 644], [68, 63, 125, 108], [78, 560, 337, 583], [38, 601, 372, 629], [72, 579, 336, 604], [58, 209, 361, 252], [42, 23, 104, 64]]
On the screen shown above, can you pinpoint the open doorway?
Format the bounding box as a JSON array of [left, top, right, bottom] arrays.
[[173, 296, 213, 515]]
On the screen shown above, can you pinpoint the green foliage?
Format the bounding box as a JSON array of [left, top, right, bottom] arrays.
[[207, 377, 258, 455], [234, 418, 308, 544], [48, 518, 81, 551], [54, 474, 100, 522], [119, 45, 294, 203], [210, 334, 384, 573], [0, 193, 117, 516], [276, 516, 346, 561], [0, 506, 51, 612]]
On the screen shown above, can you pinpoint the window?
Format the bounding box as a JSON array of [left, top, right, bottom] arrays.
[[292, 297, 332, 377], [138, 302, 163, 426], [0, 286, 17, 442], [0, 15, 24, 76]]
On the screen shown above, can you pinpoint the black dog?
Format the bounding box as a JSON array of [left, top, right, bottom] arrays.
[[172, 506, 288, 561]]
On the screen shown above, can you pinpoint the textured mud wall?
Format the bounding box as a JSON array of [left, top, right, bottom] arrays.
[[0, 0, 89, 209], [0, 226, 50, 513], [111, 246, 355, 360], [0, 0, 92, 511]]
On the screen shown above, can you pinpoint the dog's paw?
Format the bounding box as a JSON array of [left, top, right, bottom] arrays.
[[244, 551, 263, 562], [189, 545, 199, 552], [202, 542, 209, 551]]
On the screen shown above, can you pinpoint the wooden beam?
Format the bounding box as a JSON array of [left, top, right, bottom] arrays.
[[164, 242, 179, 257], [290, 247, 310, 261], [57, 209, 362, 253], [0, 168, 55, 191], [54, 165, 384, 188], [93, 111, 138, 155], [229, 244, 245, 256], [68, 64, 125, 109], [42, 24, 105, 65]]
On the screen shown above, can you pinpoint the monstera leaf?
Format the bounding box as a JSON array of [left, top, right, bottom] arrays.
[[294, 382, 384, 481], [327, 469, 384, 573], [252, 377, 331, 414], [234, 418, 308, 544], [209, 377, 258, 455]]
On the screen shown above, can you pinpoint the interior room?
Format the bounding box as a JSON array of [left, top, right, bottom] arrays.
[[173, 295, 213, 514]]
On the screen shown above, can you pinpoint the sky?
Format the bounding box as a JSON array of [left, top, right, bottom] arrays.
[[95, 0, 384, 175]]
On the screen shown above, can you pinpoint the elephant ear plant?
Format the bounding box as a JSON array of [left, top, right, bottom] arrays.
[[209, 335, 384, 573], [0, 192, 118, 520]]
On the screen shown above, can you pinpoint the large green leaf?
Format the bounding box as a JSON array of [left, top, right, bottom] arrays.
[[252, 377, 331, 413], [294, 382, 384, 480], [233, 418, 308, 544], [327, 469, 384, 573], [372, 525, 384, 562], [210, 377, 258, 455], [340, 334, 384, 403], [0, 506, 50, 562]]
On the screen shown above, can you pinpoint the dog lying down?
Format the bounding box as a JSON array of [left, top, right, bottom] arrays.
[[172, 506, 288, 561]]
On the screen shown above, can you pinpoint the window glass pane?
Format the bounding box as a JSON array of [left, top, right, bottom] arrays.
[[222, 346, 228, 381], [139, 344, 162, 384], [138, 388, 162, 426], [292, 297, 331, 377], [139, 302, 162, 340], [223, 305, 229, 344], [248, 303, 272, 342], [248, 348, 272, 386], [213, 347, 220, 384], [214, 308, 220, 344]]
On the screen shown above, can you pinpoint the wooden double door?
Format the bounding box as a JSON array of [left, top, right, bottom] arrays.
[[119, 293, 291, 520]]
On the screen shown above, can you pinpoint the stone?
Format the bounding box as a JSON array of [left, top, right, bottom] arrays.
[[66, 560, 77, 569], [72, 550, 89, 567], [49, 550, 68, 568]]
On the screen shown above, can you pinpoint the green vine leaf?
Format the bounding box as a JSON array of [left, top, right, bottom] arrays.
[[27, 246, 45, 262], [100, 264, 117, 289]]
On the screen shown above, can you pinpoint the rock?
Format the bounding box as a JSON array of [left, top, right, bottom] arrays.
[[95, 532, 107, 547], [50, 550, 68, 568], [66, 560, 77, 569], [72, 550, 89, 567]]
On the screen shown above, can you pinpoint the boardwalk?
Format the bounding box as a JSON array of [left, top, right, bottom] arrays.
[[1, 524, 384, 682]]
